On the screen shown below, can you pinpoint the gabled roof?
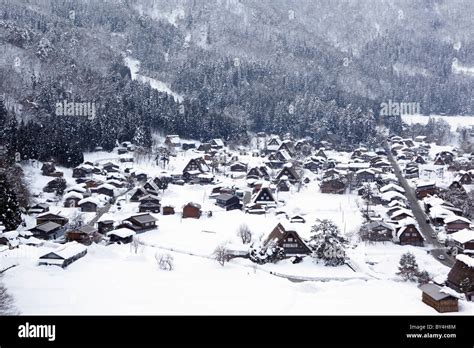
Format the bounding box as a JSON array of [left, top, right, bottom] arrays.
[[397, 224, 422, 239], [37, 211, 67, 219], [126, 213, 158, 224], [30, 221, 62, 233], [450, 229, 474, 244], [263, 223, 310, 253], [211, 138, 225, 147], [381, 191, 407, 202], [96, 183, 116, 191], [139, 194, 160, 202], [106, 228, 136, 238], [419, 283, 460, 301], [365, 221, 395, 231], [380, 183, 405, 194], [63, 191, 84, 200], [456, 254, 474, 268], [184, 202, 201, 209], [39, 241, 87, 260], [73, 225, 98, 234], [252, 187, 276, 204], [444, 216, 471, 224], [78, 197, 100, 206], [216, 193, 236, 202], [390, 208, 414, 218]]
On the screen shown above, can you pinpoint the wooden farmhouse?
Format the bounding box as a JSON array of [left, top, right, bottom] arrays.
[[449, 229, 474, 254], [264, 223, 311, 256], [65, 225, 99, 245], [447, 255, 474, 301], [360, 221, 395, 242], [121, 213, 157, 233], [36, 212, 69, 226], [215, 194, 241, 211], [396, 222, 424, 246], [445, 216, 471, 234]]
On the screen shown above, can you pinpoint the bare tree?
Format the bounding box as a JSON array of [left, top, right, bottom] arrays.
[[68, 210, 84, 229], [213, 244, 230, 266], [130, 237, 142, 254], [155, 253, 174, 271], [237, 223, 252, 244]]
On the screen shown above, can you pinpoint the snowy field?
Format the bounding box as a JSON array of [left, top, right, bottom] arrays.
[[4, 242, 474, 315], [401, 114, 474, 129]]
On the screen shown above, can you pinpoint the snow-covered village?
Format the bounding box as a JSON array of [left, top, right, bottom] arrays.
[[1, 125, 474, 315], [1, 3, 474, 339]]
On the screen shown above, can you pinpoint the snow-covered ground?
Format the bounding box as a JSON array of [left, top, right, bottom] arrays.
[[401, 114, 474, 129], [124, 57, 183, 102], [4, 242, 473, 315]]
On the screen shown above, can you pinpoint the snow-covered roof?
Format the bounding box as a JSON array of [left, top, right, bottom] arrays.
[[0, 230, 19, 239], [423, 196, 445, 207], [380, 183, 405, 193], [429, 205, 454, 219], [76, 164, 94, 171], [390, 208, 414, 218], [96, 183, 116, 191], [416, 180, 436, 188], [397, 225, 423, 239], [66, 184, 87, 193], [210, 138, 224, 147], [64, 191, 84, 200], [450, 229, 474, 244], [19, 236, 42, 245], [381, 191, 407, 201], [356, 168, 375, 175], [456, 254, 474, 268], [78, 197, 101, 206], [40, 241, 87, 260], [444, 216, 471, 224], [197, 173, 214, 179], [106, 228, 136, 238], [97, 213, 116, 223], [397, 217, 417, 226], [419, 283, 461, 300], [387, 200, 406, 208]]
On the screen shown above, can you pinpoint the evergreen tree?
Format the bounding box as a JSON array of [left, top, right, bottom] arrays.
[[397, 252, 419, 281], [0, 172, 22, 230], [249, 243, 285, 264], [309, 219, 348, 266]]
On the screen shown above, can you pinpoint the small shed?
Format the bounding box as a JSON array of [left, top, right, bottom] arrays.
[[419, 283, 459, 313], [38, 242, 87, 268], [162, 205, 175, 215], [107, 228, 136, 244], [182, 202, 202, 219]]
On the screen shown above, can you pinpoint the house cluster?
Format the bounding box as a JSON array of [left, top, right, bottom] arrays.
[[388, 135, 474, 311], [389, 134, 474, 245], [359, 182, 424, 246]]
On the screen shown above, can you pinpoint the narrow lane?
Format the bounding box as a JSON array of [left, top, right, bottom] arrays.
[[384, 142, 455, 267]]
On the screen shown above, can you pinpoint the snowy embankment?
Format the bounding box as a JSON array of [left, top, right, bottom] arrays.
[[124, 57, 183, 102]]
